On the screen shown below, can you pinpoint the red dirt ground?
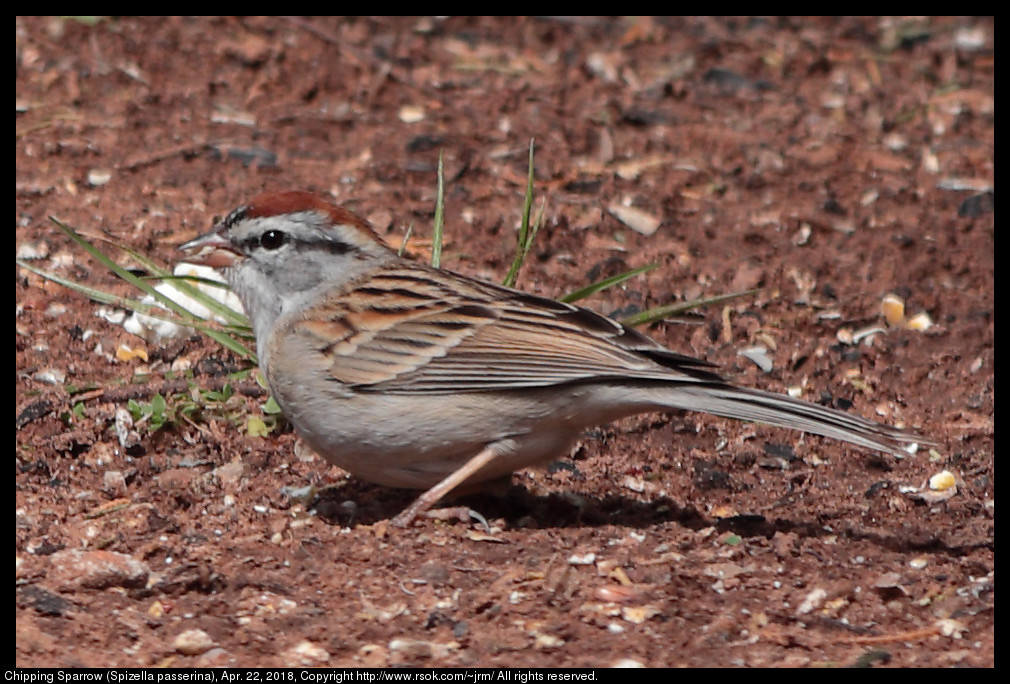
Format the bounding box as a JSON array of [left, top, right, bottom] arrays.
[[17, 17, 993, 667]]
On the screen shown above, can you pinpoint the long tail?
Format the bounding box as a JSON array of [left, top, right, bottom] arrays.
[[663, 384, 925, 456]]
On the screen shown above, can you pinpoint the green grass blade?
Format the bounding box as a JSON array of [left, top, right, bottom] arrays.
[[52, 217, 203, 322], [38, 219, 258, 360], [18, 259, 165, 311], [503, 138, 539, 288], [81, 231, 249, 328], [193, 330, 256, 361], [113, 242, 250, 328], [18, 259, 256, 358], [560, 263, 658, 303], [431, 150, 445, 268], [619, 289, 760, 327]]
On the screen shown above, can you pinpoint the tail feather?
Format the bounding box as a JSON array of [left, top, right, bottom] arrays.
[[665, 384, 924, 456]]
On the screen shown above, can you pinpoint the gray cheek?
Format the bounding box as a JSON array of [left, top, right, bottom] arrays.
[[274, 255, 322, 293]]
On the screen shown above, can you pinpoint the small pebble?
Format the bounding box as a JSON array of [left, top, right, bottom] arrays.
[[173, 629, 215, 656], [388, 638, 434, 659], [398, 105, 425, 124], [796, 587, 827, 615], [611, 658, 645, 668], [48, 549, 149, 591], [284, 640, 330, 666], [102, 470, 127, 495], [534, 634, 565, 650], [87, 169, 112, 186]]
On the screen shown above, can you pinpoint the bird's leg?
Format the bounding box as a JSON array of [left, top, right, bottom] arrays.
[[390, 442, 507, 528]]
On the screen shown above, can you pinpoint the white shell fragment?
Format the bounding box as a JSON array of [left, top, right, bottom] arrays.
[[96, 307, 127, 325], [123, 263, 244, 343], [567, 553, 597, 566], [33, 368, 66, 385], [738, 346, 774, 372]]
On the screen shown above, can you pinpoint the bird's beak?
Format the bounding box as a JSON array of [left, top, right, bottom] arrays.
[[179, 228, 242, 268]]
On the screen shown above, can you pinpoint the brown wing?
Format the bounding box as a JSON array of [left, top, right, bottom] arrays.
[[286, 264, 723, 394]]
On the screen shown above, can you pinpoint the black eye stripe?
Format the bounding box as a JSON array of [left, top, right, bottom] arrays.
[[240, 231, 355, 255], [321, 240, 353, 256]]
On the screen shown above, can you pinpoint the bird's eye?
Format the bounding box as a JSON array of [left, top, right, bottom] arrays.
[[259, 230, 287, 250]]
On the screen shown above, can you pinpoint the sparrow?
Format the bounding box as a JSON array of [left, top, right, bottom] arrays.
[[180, 191, 923, 526]]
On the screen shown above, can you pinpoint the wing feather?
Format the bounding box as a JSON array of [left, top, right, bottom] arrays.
[[285, 265, 723, 394]]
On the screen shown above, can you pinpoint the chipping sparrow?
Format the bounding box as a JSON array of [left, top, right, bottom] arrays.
[[180, 191, 924, 527]]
